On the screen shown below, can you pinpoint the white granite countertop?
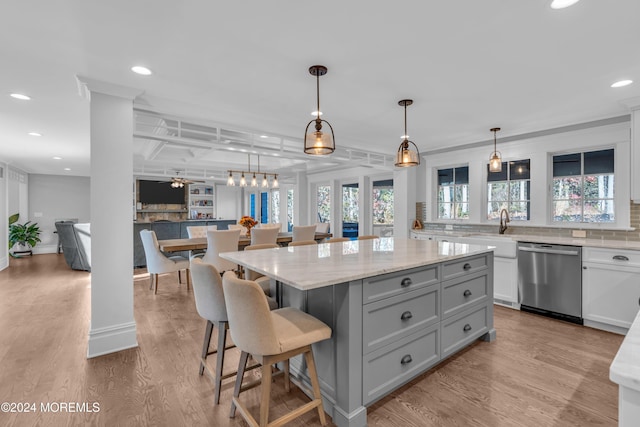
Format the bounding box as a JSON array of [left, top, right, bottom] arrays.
[[220, 237, 492, 291], [411, 229, 640, 251], [610, 309, 640, 391]]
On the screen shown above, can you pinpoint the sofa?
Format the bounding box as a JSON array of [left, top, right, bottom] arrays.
[[55, 221, 91, 271]]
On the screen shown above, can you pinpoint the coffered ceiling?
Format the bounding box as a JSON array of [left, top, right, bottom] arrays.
[[1, 1, 639, 181]]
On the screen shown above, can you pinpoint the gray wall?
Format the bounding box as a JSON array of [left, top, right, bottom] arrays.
[[29, 174, 90, 253]]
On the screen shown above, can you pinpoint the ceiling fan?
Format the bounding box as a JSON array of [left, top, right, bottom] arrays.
[[170, 172, 205, 188]]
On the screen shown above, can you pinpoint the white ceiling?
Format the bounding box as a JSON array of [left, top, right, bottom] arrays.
[[1, 1, 639, 180]]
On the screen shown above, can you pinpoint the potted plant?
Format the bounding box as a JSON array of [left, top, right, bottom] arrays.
[[9, 221, 41, 256]]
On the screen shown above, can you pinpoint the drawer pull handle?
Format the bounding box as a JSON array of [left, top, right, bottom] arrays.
[[463, 263, 471, 271], [463, 324, 472, 332], [401, 311, 413, 321], [463, 289, 472, 297], [400, 278, 412, 287], [400, 354, 413, 365], [613, 255, 630, 261]]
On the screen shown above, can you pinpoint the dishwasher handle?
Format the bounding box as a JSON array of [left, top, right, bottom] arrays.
[[518, 246, 580, 256]]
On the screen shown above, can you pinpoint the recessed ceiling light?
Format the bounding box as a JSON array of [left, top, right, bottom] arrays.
[[260, 135, 268, 138], [311, 111, 323, 117], [53, 156, 62, 160], [611, 80, 633, 88], [550, 0, 581, 9], [64, 168, 71, 171], [10, 93, 31, 100], [131, 66, 152, 76], [28, 132, 42, 137]]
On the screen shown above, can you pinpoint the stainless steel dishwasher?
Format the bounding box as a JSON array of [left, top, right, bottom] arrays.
[[517, 242, 583, 324]]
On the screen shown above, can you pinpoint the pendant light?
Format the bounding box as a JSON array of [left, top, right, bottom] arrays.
[[239, 172, 247, 187], [272, 174, 279, 188], [227, 171, 235, 186], [489, 127, 502, 173], [304, 65, 335, 155], [394, 99, 420, 167]]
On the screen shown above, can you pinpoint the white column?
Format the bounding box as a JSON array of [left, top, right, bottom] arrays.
[[393, 167, 417, 238], [358, 175, 371, 235], [621, 97, 640, 202], [76, 76, 142, 358], [295, 171, 308, 225]]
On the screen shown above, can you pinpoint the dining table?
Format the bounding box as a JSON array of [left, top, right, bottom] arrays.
[[157, 231, 332, 252]]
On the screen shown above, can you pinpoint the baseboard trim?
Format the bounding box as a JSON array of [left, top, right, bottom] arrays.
[[0, 255, 8, 271], [87, 321, 138, 358]]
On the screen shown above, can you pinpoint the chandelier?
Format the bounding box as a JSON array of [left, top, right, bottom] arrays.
[[226, 154, 279, 189]]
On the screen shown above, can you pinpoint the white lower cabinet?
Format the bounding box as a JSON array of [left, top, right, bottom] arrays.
[[494, 256, 518, 303], [583, 247, 640, 334]]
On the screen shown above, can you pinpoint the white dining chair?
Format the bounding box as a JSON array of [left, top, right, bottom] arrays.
[[315, 222, 330, 234], [250, 227, 280, 245], [257, 223, 281, 231], [187, 225, 218, 238], [201, 229, 242, 274], [243, 243, 279, 298], [292, 225, 317, 242], [140, 229, 190, 294]]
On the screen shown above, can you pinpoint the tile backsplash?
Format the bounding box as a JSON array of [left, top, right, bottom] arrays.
[[415, 201, 640, 242]]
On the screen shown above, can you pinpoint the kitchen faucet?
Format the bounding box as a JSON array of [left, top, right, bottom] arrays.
[[499, 209, 510, 234]]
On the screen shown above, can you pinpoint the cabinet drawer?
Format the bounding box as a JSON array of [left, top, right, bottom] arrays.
[[583, 247, 640, 268], [442, 253, 489, 281], [441, 304, 489, 358], [363, 324, 440, 405], [442, 271, 489, 319], [363, 265, 439, 304], [363, 284, 439, 354]]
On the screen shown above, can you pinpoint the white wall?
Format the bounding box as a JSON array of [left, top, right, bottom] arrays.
[[424, 121, 631, 229], [0, 162, 7, 270], [28, 174, 90, 253], [215, 184, 240, 219]]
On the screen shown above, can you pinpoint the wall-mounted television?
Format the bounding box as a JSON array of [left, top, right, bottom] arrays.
[[138, 180, 186, 204]]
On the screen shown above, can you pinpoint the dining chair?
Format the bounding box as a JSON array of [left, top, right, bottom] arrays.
[[292, 224, 317, 242], [325, 237, 350, 243], [257, 223, 281, 230], [201, 229, 242, 274], [243, 243, 279, 298], [222, 272, 332, 427], [250, 227, 280, 245], [315, 222, 330, 234], [186, 225, 218, 258], [288, 240, 318, 247], [187, 225, 218, 238], [228, 223, 248, 235], [140, 229, 190, 294], [357, 235, 380, 240]]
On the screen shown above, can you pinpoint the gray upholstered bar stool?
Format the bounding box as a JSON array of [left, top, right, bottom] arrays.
[[190, 258, 277, 405], [190, 258, 232, 405], [222, 272, 332, 427]]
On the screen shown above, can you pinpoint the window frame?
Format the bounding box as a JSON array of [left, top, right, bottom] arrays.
[[549, 148, 616, 225], [436, 165, 470, 221], [486, 159, 531, 222]]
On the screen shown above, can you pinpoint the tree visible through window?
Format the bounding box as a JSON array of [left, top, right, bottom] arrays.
[[487, 159, 530, 220], [552, 149, 614, 223], [438, 167, 469, 219], [317, 185, 331, 223], [372, 180, 394, 225]]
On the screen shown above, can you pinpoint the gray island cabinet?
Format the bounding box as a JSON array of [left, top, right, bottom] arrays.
[[221, 238, 495, 427]]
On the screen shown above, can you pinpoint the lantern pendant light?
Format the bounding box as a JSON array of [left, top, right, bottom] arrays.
[[489, 127, 502, 173], [394, 99, 420, 167], [304, 65, 335, 155]]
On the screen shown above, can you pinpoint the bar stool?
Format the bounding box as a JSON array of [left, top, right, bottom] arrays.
[[222, 272, 332, 427]]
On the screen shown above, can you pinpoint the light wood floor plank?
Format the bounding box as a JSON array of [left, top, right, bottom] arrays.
[[0, 254, 623, 426]]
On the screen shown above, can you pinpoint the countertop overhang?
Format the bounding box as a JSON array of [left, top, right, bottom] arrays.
[[220, 237, 492, 291], [610, 309, 640, 392]]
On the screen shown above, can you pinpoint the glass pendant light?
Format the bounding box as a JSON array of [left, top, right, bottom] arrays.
[[251, 173, 257, 187], [261, 174, 269, 188], [489, 127, 502, 173], [394, 99, 420, 167], [304, 65, 335, 155], [239, 172, 247, 187], [272, 174, 279, 188], [227, 171, 235, 186]]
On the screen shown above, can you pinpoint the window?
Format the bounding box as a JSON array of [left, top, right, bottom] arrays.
[[373, 179, 394, 237], [317, 185, 331, 223], [487, 159, 530, 221], [552, 149, 614, 223], [287, 189, 294, 232], [438, 167, 469, 219], [271, 190, 280, 224]]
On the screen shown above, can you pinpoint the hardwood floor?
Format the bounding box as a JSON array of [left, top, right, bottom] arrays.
[[0, 254, 624, 426]]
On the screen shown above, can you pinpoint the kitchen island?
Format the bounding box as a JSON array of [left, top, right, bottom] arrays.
[[221, 237, 495, 427]]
